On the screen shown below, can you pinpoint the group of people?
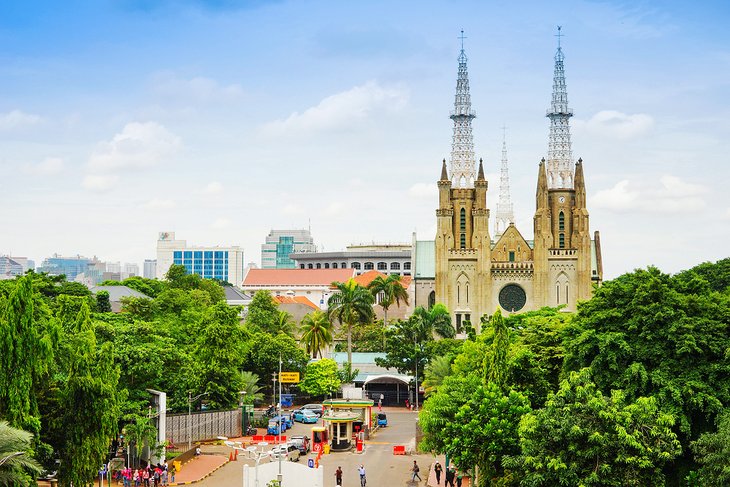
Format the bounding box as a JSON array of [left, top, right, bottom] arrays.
[[334, 464, 367, 486], [118, 462, 176, 487], [433, 461, 464, 487]]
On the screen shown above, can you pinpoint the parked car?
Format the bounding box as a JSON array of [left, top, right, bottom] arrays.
[[288, 435, 310, 455], [270, 443, 300, 462], [293, 409, 319, 424], [301, 403, 324, 417]]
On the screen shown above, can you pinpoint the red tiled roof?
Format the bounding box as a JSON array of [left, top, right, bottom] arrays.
[[274, 295, 319, 310], [353, 270, 412, 288], [242, 268, 355, 286]]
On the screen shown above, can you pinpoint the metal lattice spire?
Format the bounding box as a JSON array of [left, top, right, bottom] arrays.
[[449, 30, 476, 188], [546, 26, 574, 189], [494, 126, 514, 238]]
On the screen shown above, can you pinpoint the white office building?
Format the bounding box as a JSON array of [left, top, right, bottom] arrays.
[[156, 231, 245, 285], [143, 259, 157, 279]]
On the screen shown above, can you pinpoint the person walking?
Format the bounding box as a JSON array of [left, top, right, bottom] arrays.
[[335, 466, 343, 486], [434, 461, 443, 485], [411, 460, 422, 482], [445, 466, 455, 487], [358, 464, 366, 486], [170, 464, 176, 484], [455, 469, 463, 487]]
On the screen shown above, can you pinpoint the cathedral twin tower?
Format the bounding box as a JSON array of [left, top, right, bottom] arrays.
[[429, 29, 603, 330]]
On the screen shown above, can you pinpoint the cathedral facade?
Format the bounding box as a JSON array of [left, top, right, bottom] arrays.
[[412, 32, 603, 331]]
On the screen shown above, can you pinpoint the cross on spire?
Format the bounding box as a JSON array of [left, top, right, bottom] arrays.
[[555, 25, 563, 49], [459, 30, 467, 51]]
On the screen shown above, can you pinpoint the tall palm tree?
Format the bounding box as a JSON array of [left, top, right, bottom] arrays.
[[274, 310, 296, 336], [367, 274, 410, 327], [327, 279, 375, 365], [422, 355, 452, 397], [239, 371, 265, 405], [411, 303, 455, 339], [299, 310, 333, 358], [0, 420, 42, 486]]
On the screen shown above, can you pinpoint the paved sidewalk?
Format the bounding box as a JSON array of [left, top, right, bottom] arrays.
[[426, 459, 471, 487], [170, 451, 228, 486]]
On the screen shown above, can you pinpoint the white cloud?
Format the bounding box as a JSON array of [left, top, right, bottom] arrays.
[[324, 202, 345, 217], [82, 174, 119, 192], [723, 208, 730, 220], [573, 110, 654, 140], [0, 110, 43, 130], [591, 175, 707, 213], [151, 73, 243, 101], [281, 203, 305, 216], [141, 198, 175, 210], [261, 81, 408, 136], [408, 182, 437, 199], [88, 121, 181, 173], [24, 157, 64, 176], [199, 181, 223, 195], [211, 217, 231, 229]]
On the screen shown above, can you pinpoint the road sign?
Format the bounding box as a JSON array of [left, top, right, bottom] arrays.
[[279, 372, 300, 383]]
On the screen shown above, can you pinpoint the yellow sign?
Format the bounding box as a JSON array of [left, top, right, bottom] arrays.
[[279, 372, 300, 383]]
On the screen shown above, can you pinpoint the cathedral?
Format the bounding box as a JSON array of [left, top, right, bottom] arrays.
[[412, 31, 603, 331]]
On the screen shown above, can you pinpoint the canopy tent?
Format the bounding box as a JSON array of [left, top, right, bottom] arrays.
[[363, 374, 413, 385]]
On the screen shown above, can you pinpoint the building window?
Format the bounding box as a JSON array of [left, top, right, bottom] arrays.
[[460, 233, 466, 249], [465, 314, 471, 326], [316, 263, 321, 269], [324, 263, 330, 269], [466, 283, 469, 303], [352, 262, 361, 270], [428, 291, 435, 309], [457, 284, 460, 304], [456, 313, 462, 333], [332, 263, 338, 269], [557, 284, 560, 304], [364, 262, 374, 270], [391, 262, 401, 270], [559, 211, 565, 231], [460, 208, 466, 232], [509, 251, 515, 262], [377, 262, 387, 270], [308, 264, 313, 269], [559, 233, 565, 248], [403, 262, 411, 270], [300, 264, 305, 269], [341, 262, 346, 269]]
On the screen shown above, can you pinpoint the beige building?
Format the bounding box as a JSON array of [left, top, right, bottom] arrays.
[[413, 34, 603, 331]]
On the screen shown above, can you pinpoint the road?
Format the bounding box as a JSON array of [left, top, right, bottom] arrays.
[[194, 408, 436, 486]]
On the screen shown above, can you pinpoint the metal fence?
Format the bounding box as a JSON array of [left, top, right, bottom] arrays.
[[166, 409, 241, 449]]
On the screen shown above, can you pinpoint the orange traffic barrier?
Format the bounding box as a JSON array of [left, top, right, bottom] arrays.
[[393, 445, 406, 455]]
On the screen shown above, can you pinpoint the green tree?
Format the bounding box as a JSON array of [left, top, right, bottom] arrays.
[[95, 290, 112, 313], [0, 275, 53, 433], [375, 318, 428, 379], [298, 359, 341, 397], [511, 369, 681, 487], [411, 304, 455, 339], [245, 290, 280, 333], [422, 355, 452, 397], [487, 309, 508, 388], [299, 310, 333, 358], [239, 372, 265, 405], [0, 420, 43, 486], [123, 415, 158, 467], [367, 274, 409, 326], [274, 310, 296, 337], [690, 410, 730, 486], [243, 332, 309, 394], [327, 279, 374, 366]]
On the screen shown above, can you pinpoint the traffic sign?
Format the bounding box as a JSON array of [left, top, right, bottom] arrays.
[[279, 372, 300, 383]]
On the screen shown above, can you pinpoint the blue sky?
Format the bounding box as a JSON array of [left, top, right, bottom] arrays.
[[1, 0, 729, 279]]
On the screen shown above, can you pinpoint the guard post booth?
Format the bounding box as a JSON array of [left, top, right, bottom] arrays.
[[322, 399, 374, 451]]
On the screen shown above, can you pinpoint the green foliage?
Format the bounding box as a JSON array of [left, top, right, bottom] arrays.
[[239, 372, 265, 405], [367, 274, 409, 325], [511, 369, 681, 487], [334, 320, 385, 352], [375, 318, 428, 378], [337, 362, 359, 384], [327, 279, 374, 365], [411, 304, 455, 339], [245, 290, 280, 333], [274, 310, 296, 337], [299, 310, 333, 358], [298, 359, 341, 397], [123, 415, 158, 467], [243, 332, 309, 393], [0, 420, 43, 486], [690, 410, 730, 486], [422, 355, 452, 397], [95, 290, 112, 313], [487, 309, 509, 389]]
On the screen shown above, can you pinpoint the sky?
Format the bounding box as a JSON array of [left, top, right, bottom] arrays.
[[1, 0, 729, 280]]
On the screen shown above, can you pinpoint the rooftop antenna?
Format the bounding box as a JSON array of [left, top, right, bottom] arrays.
[[555, 25, 563, 49], [459, 29, 467, 51]]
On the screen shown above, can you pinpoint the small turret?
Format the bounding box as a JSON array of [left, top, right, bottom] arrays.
[[477, 158, 485, 181], [574, 158, 586, 207], [440, 158, 449, 181], [536, 158, 548, 209]]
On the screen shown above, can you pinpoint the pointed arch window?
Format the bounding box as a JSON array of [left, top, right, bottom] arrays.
[[460, 208, 466, 232], [559, 233, 565, 249], [559, 211, 565, 231]]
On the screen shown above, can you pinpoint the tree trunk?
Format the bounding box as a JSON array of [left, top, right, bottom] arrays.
[[347, 322, 352, 367], [383, 306, 388, 348]]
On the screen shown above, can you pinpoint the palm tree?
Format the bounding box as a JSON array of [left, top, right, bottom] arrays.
[[274, 310, 296, 336], [123, 416, 158, 467], [239, 371, 265, 405], [299, 310, 333, 358], [411, 304, 455, 339], [0, 420, 42, 486], [422, 355, 452, 397], [367, 274, 410, 327], [327, 279, 375, 365]]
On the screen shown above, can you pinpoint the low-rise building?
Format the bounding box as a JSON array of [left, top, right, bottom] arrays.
[[291, 243, 412, 276], [241, 268, 354, 309]]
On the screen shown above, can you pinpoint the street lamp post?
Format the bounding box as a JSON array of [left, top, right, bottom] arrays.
[[188, 391, 210, 450], [414, 331, 419, 412]]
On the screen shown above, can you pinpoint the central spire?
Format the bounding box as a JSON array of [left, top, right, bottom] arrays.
[[546, 26, 574, 189], [494, 126, 515, 237], [449, 30, 476, 188]]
